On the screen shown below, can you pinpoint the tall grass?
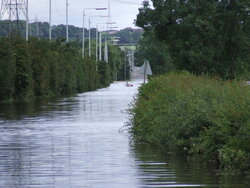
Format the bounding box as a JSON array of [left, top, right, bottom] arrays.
[[128, 73, 250, 172]]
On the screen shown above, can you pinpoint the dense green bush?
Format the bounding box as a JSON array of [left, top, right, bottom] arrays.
[[128, 73, 250, 172], [0, 37, 116, 102], [98, 61, 112, 87]]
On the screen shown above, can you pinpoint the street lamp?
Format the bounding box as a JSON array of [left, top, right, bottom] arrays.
[[66, 0, 69, 43], [97, 22, 116, 61], [96, 23, 104, 64], [82, 7, 107, 58], [89, 15, 109, 58], [96, 23, 108, 63], [98, 27, 105, 61], [26, 0, 29, 41]]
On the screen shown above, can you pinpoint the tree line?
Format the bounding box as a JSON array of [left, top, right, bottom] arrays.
[[0, 20, 143, 45], [135, 0, 250, 80]]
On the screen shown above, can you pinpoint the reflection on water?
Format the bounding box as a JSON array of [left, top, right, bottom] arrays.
[[0, 80, 248, 188], [132, 144, 249, 188]]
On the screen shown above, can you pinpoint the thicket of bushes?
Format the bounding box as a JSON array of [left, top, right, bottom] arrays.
[[0, 37, 114, 102], [128, 73, 250, 172]]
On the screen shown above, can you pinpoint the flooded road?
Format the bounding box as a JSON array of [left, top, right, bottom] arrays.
[[0, 80, 248, 187]]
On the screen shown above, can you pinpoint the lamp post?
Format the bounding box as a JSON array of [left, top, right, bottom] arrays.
[[26, 0, 29, 41], [88, 17, 91, 57], [49, 0, 51, 40], [104, 38, 108, 63], [98, 27, 107, 61], [96, 24, 98, 65], [99, 28, 103, 61], [125, 50, 127, 81], [82, 10, 85, 58], [82, 8, 107, 58], [96, 23, 108, 63], [104, 25, 118, 63], [97, 22, 116, 62], [127, 52, 134, 80], [89, 15, 109, 58], [66, 0, 69, 43]]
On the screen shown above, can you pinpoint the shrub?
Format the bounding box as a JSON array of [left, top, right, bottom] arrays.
[[128, 73, 250, 171]]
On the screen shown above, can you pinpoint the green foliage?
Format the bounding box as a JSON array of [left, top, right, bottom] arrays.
[[117, 60, 130, 81], [108, 44, 124, 81], [0, 37, 122, 103], [135, 31, 175, 74], [98, 61, 111, 87], [116, 50, 131, 81], [136, 0, 250, 79], [128, 73, 250, 172], [0, 38, 15, 101], [12, 37, 34, 101]]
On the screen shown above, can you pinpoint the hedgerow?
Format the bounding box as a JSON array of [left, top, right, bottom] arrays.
[[128, 73, 250, 172]]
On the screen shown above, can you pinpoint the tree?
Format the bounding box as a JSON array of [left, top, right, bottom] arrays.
[[12, 37, 34, 100], [135, 31, 174, 75], [136, 0, 250, 79], [0, 38, 16, 101]]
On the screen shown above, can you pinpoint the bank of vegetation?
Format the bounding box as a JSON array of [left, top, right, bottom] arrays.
[[128, 0, 250, 172], [0, 36, 124, 103], [128, 73, 250, 172]]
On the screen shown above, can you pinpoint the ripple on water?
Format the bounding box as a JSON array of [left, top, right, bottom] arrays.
[[0, 80, 248, 188]]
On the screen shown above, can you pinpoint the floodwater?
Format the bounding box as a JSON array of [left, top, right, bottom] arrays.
[[0, 80, 248, 188]]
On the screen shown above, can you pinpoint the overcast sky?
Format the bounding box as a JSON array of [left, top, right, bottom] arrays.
[[1, 0, 144, 29]]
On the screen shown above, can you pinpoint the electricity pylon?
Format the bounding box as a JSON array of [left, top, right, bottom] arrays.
[[0, 0, 29, 40]]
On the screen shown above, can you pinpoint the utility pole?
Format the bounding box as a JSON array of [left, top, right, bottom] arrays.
[[104, 38, 107, 62], [88, 17, 91, 57], [82, 10, 85, 58], [143, 60, 148, 84], [107, 1, 111, 31], [0, 1, 3, 20], [124, 51, 127, 81], [82, 7, 107, 58], [49, 0, 51, 40], [66, 0, 69, 43], [26, 0, 28, 40], [96, 24, 98, 64], [15, 0, 20, 33], [99, 31, 102, 61], [96, 24, 104, 63], [35, 15, 39, 38], [132, 50, 135, 74], [25, 0, 28, 41], [104, 38, 108, 63]]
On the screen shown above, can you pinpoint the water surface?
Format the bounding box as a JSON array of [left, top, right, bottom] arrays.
[[0, 80, 248, 187]]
